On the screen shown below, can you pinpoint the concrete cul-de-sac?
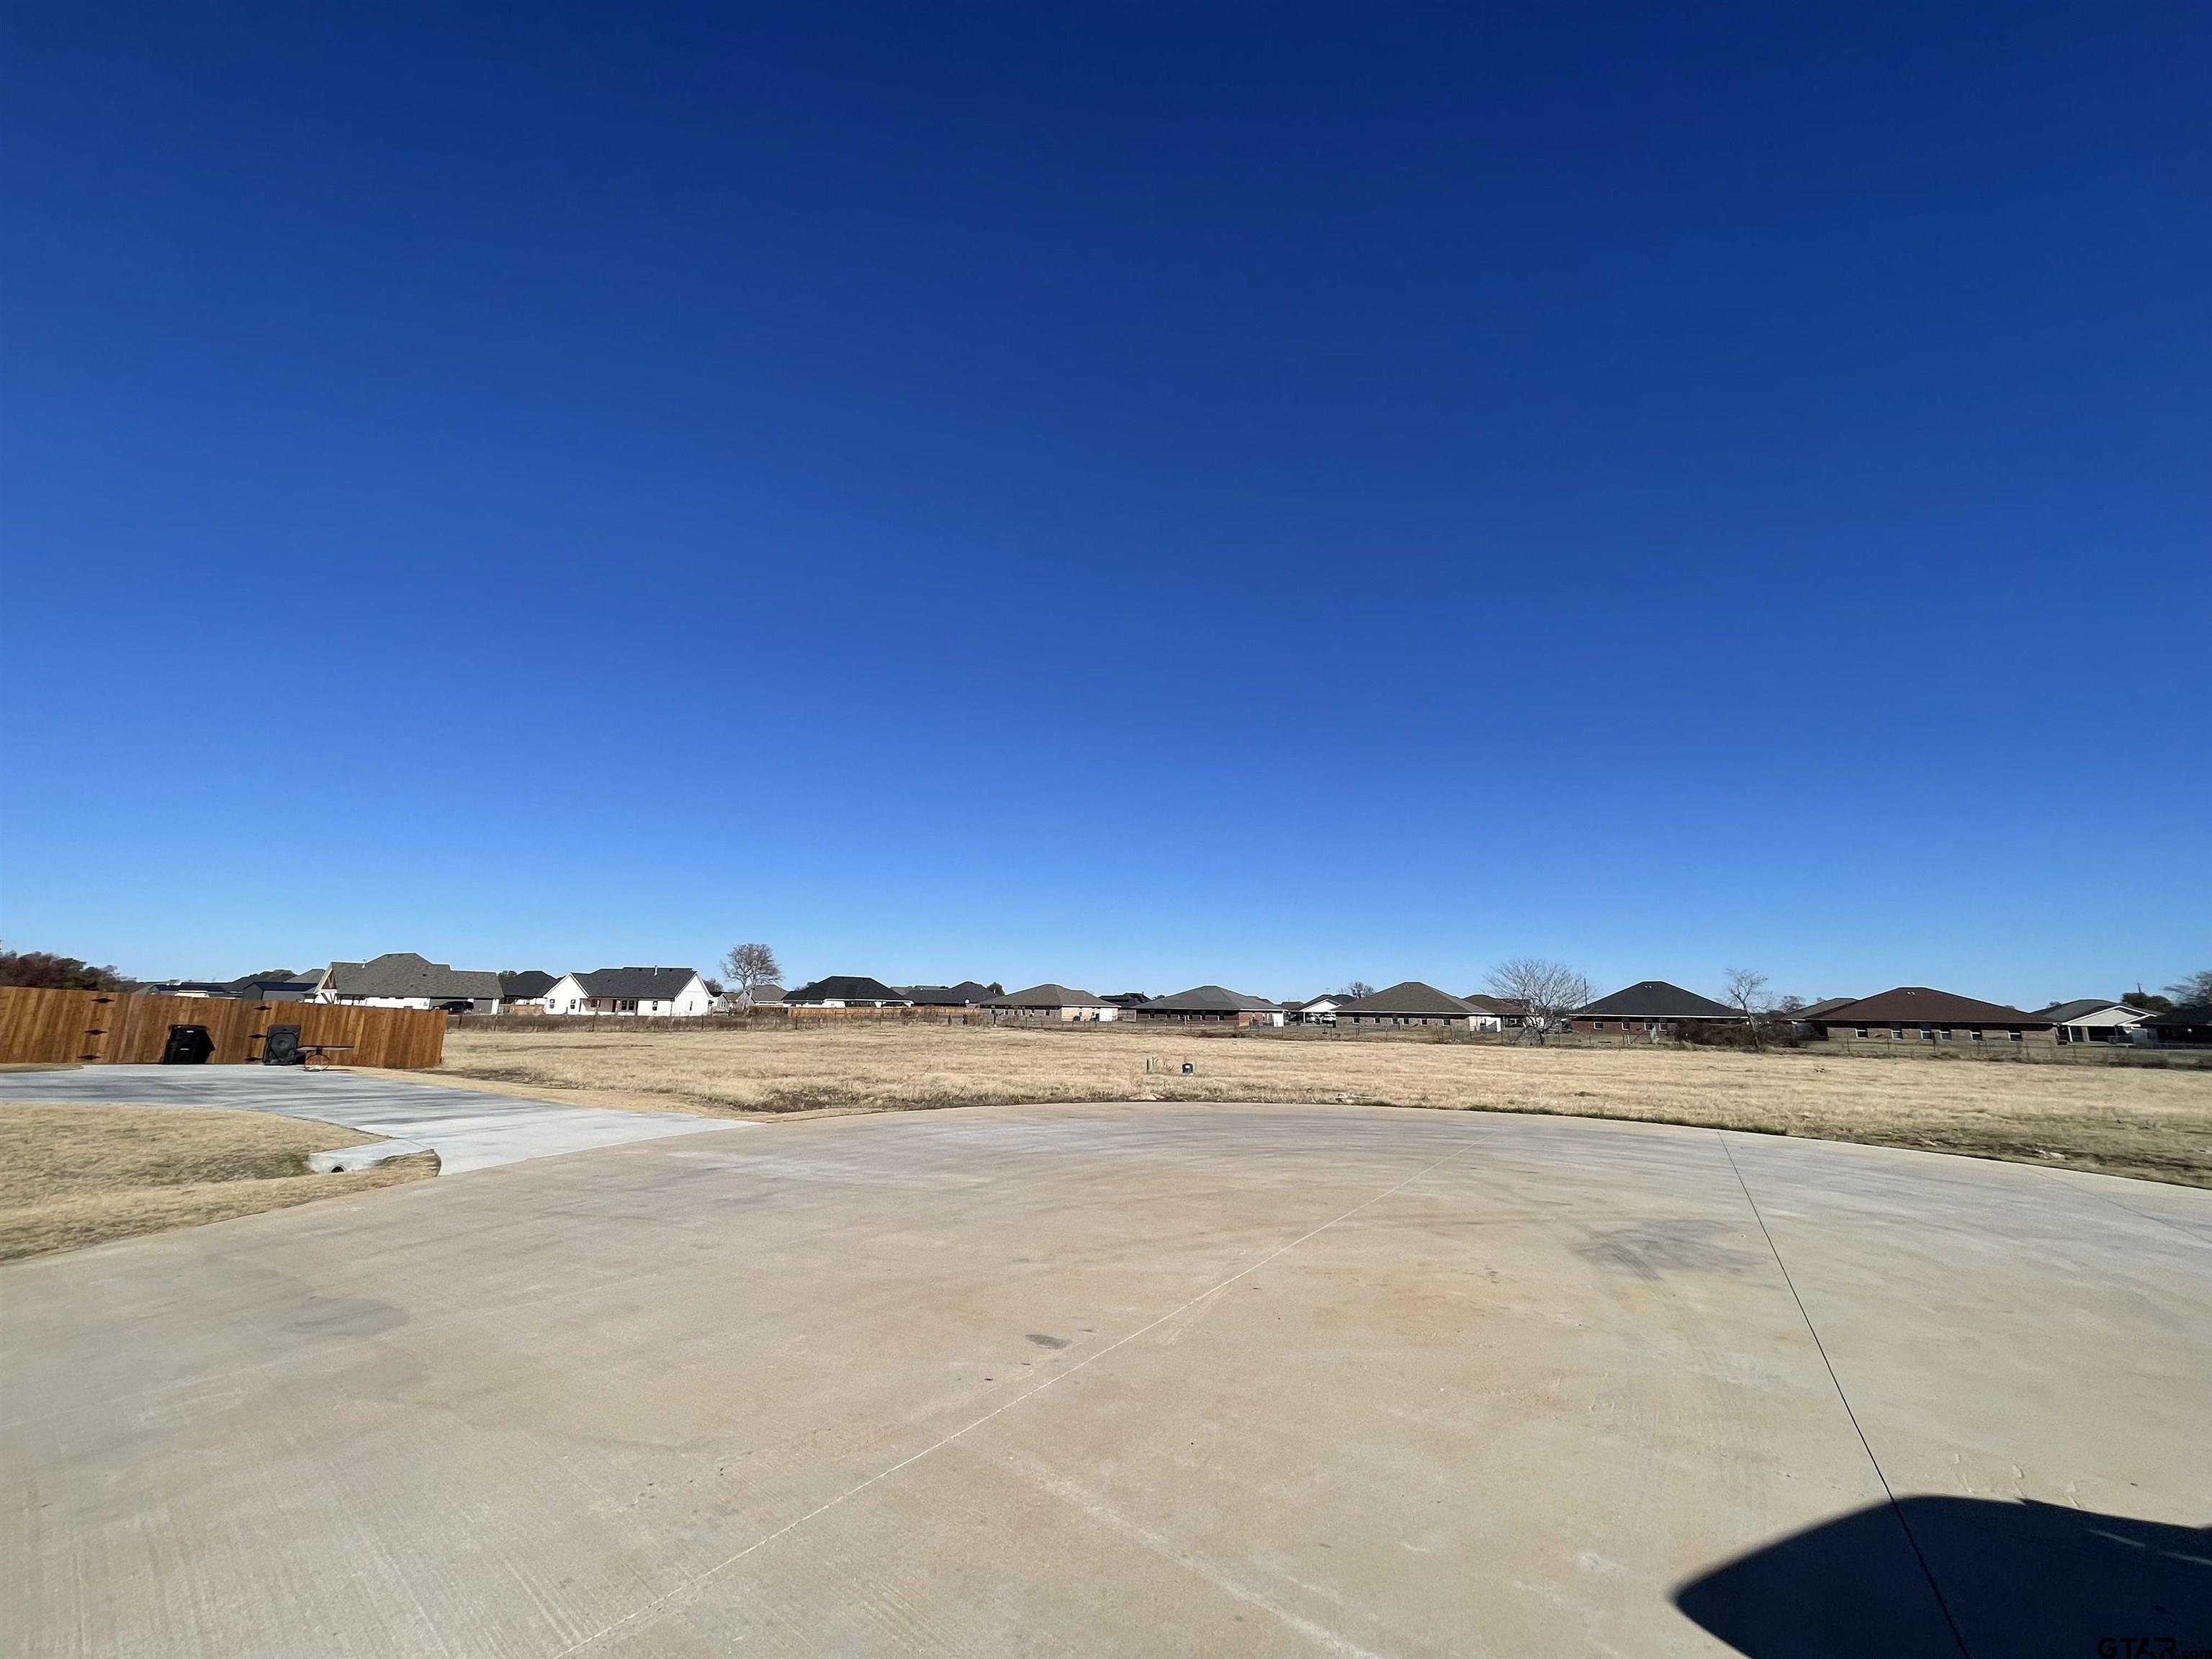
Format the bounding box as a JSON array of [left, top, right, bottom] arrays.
[[2, 1097, 2206, 1656]]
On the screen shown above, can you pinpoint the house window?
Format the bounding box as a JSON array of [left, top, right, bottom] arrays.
[[1970, 1028, 1984, 1041], [1919, 1027, 1932, 1039], [2008, 1027, 2023, 1040], [1855, 1026, 1869, 1038], [1938, 1027, 1952, 1040], [1619, 1020, 1631, 1030], [1892, 1026, 1905, 1039]]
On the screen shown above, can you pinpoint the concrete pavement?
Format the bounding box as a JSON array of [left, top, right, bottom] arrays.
[[2, 1102, 2205, 1657], [0, 1064, 742, 1172]]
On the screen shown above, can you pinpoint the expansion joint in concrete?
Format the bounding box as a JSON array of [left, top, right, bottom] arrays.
[[1714, 1130, 1973, 1659]]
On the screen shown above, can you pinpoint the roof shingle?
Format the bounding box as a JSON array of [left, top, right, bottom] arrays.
[[1814, 987, 2046, 1025], [1335, 982, 1475, 1017], [1576, 981, 1740, 1020], [1138, 986, 1282, 1012], [572, 967, 701, 1000]]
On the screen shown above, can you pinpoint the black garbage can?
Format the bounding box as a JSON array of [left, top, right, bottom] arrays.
[[261, 1024, 303, 1066], [161, 1024, 215, 1065]]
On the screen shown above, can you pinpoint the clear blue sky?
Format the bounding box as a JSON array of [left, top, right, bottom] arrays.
[[4, 1, 2206, 1007]]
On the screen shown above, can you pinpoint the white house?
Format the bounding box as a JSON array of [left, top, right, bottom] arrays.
[[542, 966, 716, 1017], [1456, 994, 1530, 1034], [310, 953, 505, 1012], [2033, 999, 2155, 1045], [1286, 994, 1349, 1026]]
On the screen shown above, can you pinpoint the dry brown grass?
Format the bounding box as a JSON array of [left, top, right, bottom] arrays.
[[433, 1022, 2212, 1188], [0, 1103, 437, 1262]]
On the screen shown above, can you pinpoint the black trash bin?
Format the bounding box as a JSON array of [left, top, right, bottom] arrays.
[[161, 1024, 215, 1065], [261, 1024, 303, 1066]]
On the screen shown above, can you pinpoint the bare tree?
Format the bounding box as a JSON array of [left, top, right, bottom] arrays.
[[1723, 967, 1773, 1050], [1485, 958, 1591, 1045], [1341, 981, 1375, 999], [721, 943, 783, 1005], [2164, 970, 2212, 1009]]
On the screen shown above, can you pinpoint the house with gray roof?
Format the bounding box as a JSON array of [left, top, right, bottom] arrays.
[[543, 966, 715, 1017], [2145, 1003, 2212, 1047], [498, 970, 558, 1009], [1130, 986, 1285, 1028], [899, 982, 998, 1009], [1334, 982, 1481, 1030], [2031, 998, 2153, 1045], [783, 976, 909, 1008], [310, 953, 505, 1012], [1569, 980, 1743, 1040]]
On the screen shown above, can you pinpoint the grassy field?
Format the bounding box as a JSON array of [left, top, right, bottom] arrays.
[[0, 1103, 437, 1262], [438, 1022, 2212, 1188]]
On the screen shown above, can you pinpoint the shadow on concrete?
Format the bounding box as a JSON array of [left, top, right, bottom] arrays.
[[1674, 1495, 2211, 1659]]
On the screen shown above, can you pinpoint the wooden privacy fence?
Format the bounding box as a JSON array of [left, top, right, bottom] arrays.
[[0, 986, 446, 1069]]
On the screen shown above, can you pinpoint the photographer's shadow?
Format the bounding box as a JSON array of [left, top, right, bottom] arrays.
[[1674, 1495, 2210, 1658]]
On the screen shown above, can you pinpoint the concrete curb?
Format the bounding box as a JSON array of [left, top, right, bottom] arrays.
[[309, 1139, 436, 1174]]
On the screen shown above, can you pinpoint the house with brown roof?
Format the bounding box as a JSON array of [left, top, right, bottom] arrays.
[[1334, 983, 1481, 1030], [1802, 987, 2056, 1051], [983, 984, 1118, 1022]]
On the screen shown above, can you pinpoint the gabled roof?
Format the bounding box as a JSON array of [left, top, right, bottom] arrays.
[[899, 981, 996, 1006], [729, 984, 784, 1004], [1458, 993, 1530, 1016], [1100, 992, 1151, 1006], [1336, 981, 1475, 1017], [1139, 985, 1282, 1012], [2032, 998, 2146, 1023], [984, 983, 1109, 1009], [1815, 987, 2046, 1025], [785, 976, 907, 1004], [323, 953, 503, 1000], [1577, 980, 1739, 1020], [499, 970, 557, 1000], [570, 966, 701, 1000], [1795, 997, 1858, 1020], [1285, 994, 1341, 1012]]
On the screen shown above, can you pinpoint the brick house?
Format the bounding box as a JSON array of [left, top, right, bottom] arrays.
[[983, 984, 1118, 1022], [1130, 986, 1285, 1027], [1569, 980, 1741, 1039], [1333, 982, 1481, 1030], [1802, 987, 2057, 1051]]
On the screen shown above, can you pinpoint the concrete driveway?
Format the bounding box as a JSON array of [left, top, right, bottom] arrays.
[[0, 1064, 739, 1172], [2, 1102, 2206, 1657]]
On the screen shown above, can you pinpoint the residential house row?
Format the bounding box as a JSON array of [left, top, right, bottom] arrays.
[[171, 951, 2210, 1046]]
